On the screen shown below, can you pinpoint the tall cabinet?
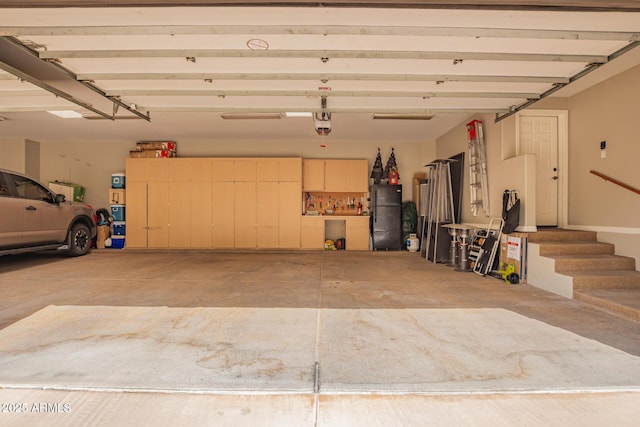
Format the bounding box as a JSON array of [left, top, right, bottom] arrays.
[[126, 157, 301, 249]]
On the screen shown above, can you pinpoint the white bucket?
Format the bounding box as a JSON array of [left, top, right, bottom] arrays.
[[406, 233, 419, 252]]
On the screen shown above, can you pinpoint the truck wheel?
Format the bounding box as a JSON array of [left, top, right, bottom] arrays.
[[68, 223, 91, 256]]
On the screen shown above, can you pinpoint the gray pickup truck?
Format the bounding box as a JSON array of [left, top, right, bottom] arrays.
[[0, 169, 96, 256]]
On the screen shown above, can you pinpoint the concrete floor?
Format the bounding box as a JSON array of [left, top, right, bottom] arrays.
[[0, 250, 639, 426]]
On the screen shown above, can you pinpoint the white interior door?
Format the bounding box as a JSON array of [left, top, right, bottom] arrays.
[[519, 116, 559, 226]]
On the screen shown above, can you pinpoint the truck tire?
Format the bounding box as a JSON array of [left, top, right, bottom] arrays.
[[68, 223, 91, 256]]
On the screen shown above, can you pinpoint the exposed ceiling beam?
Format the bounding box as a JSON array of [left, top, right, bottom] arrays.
[[0, 1, 639, 12], [0, 36, 150, 121], [2, 25, 637, 42], [0, 89, 48, 96], [40, 49, 608, 64], [495, 39, 640, 122], [79, 72, 569, 84], [104, 89, 540, 99], [143, 106, 509, 114]]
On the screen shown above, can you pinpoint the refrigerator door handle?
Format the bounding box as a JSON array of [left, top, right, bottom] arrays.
[[373, 188, 377, 222]]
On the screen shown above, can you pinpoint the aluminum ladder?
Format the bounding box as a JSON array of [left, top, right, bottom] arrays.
[[466, 119, 490, 217]]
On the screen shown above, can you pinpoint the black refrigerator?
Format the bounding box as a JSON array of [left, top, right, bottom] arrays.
[[371, 184, 402, 250]]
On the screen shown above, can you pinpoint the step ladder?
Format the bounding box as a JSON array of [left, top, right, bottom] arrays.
[[466, 119, 490, 217]]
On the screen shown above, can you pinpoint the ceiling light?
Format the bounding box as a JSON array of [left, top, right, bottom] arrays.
[[285, 112, 312, 118], [372, 114, 434, 120], [220, 113, 282, 120], [47, 110, 83, 119]]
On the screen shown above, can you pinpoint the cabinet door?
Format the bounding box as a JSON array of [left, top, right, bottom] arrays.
[[125, 158, 148, 182], [278, 181, 301, 248], [147, 181, 169, 248], [212, 182, 235, 248], [279, 158, 302, 182], [324, 160, 348, 192], [234, 159, 257, 182], [212, 159, 235, 181], [188, 159, 212, 182], [168, 181, 190, 248], [257, 182, 279, 248], [300, 217, 324, 249], [168, 158, 192, 182], [234, 181, 257, 248], [257, 159, 279, 182], [125, 181, 148, 248], [346, 216, 370, 250], [346, 159, 369, 192], [302, 159, 325, 191], [146, 159, 169, 182], [190, 181, 212, 248]]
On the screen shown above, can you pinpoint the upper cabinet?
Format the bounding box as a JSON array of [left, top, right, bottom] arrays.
[[302, 159, 325, 191], [303, 159, 368, 192]]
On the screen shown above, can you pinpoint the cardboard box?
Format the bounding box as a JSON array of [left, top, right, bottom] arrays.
[[136, 141, 177, 151], [109, 189, 125, 205], [49, 181, 85, 202], [499, 232, 528, 284], [129, 150, 177, 158]]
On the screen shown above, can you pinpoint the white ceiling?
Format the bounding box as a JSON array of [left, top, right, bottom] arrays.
[[0, 4, 639, 144]]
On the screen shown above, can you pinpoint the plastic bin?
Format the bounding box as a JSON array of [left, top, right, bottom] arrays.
[[111, 173, 126, 189], [112, 221, 126, 236], [110, 205, 126, 221], [110, 236, 125, 249]]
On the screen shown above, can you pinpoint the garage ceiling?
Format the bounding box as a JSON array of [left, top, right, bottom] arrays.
[[0, 1, 639, 144]]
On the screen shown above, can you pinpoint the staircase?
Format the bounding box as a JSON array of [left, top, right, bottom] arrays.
[[527, 229, 640, 322]]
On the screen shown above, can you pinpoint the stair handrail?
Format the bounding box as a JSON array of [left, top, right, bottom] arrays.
[[590, 170, 640, 196]]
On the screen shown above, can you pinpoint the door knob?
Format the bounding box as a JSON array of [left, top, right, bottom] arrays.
[[552, 176, 559, 180]]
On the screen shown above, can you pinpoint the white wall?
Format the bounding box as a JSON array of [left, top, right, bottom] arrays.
[[0, 139, 26, 172]]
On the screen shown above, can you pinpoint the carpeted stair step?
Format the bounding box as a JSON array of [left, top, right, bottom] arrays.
[[537, 241, 615, 256], [551, 254, 636, 272], [574, 289, 640, 322], [559, 270, 640, 291], [528, 229, 597, 243]]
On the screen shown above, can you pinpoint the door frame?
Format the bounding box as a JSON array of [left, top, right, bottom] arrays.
[[515, 109, 568, 228]]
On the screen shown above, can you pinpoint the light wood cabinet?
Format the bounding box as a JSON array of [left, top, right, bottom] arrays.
[[212, 159, 234, 181], [279, 181, 301, 248], [125, 181, 148, 248], [324, 160, 349, 192], [257, 158, 279, 182], [212, 181, 234, 248], [279, 158, 302, 182], [168, 181, 190, 248], [302, 159, 325, 191], [300, 216, 325, 249], [126, 157, 303, 249], [234, 181, 257, 248], [346, 216, 370, 250], [234, 159, 257, 182], [147, 181, 169, 248], [302, 159, 368, 192], [190, 181, 212, 248], [257, 182, 279, 248], [346, 160, 369, 192]]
